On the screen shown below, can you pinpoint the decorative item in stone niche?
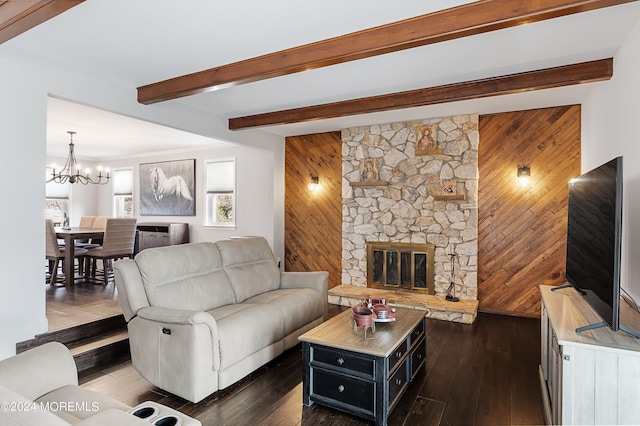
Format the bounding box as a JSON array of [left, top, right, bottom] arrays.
[[442, 178, 457, 195], [361, 158, 379, 182], [350, 158, 389, 187], [425, 175, 467, 201], [413, 123, 441, 155]]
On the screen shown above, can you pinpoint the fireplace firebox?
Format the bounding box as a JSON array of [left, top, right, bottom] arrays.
[[366, 241, 435, 294]]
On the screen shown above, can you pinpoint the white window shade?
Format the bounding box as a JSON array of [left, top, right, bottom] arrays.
[[206, 160, 234, 193], [113, 168, 133, 195], [46, 167, 70, 199]]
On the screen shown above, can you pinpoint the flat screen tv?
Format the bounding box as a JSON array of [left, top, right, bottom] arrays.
[[565, 156, 623, 332]]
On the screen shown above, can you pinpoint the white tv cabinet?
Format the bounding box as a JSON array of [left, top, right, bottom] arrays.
[[539, 285, 640, 425]]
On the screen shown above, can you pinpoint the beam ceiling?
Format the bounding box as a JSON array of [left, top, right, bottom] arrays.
[[228, 59, 613, 130], [137, 0, 634, 105], [0, 0, 83, 44]]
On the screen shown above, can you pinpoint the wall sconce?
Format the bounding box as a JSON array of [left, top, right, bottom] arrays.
[[517, 164, 531, 186], [308, 175, 320, 192]]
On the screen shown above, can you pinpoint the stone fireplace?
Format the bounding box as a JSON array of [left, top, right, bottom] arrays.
[[334, 114, 479, 323]]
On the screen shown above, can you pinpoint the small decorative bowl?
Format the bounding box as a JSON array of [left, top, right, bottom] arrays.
[[352, 305, 376, 327]]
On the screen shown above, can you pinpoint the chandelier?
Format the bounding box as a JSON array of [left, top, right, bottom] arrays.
[[48, 131, 110, 185]]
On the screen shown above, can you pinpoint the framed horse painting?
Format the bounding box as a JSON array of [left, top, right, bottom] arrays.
[[139, 159, 195, 216]]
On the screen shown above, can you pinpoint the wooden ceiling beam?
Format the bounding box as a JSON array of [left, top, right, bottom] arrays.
[[137, 0, 633, 105], [228, 58, 613, 130], [0, 0, 84, 44]]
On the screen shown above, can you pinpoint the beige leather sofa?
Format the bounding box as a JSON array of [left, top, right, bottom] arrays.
[[114, 237, 328, 403], [0, 341, 201, 425]]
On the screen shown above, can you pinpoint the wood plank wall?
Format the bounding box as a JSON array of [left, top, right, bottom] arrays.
[[284, 106, 581, 317], [478, 105, 581, 317], [284, 132, 342, 289]]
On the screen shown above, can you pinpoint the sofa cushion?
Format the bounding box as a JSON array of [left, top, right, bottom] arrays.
[[216, 237, 280, 303], [243, 289, 324, 335], [0, 385, 68, 426], [36, 385, 130, 423], [136, 242, 237, 311], [207, 303, 285, 369]]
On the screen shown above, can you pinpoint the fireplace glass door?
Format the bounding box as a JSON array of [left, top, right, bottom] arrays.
[[366, 242, 435, 294]]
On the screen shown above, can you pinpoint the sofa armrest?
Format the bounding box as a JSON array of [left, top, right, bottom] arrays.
[[137, 307, 217, 329], [136, 307, 220, 370], [114, 259, 150, 322], [280, 271, 329, 317], [0, 342, 77, 401]]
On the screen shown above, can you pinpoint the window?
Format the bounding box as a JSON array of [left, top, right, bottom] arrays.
[[113, 168, 134, 218], [45, 167, 70, 226], [205, 158, 235, 227]]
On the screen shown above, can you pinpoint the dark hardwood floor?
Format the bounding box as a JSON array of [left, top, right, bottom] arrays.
[[79, 304, 545, 426]]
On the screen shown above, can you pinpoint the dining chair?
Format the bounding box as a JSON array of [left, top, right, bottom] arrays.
[[75, 216, 97, 250], [45, 219, 88, 286], [84, 215, 110, 248], [92, 216, 109, 229], [79, 216, 96, 228], [84, 218, 137, 285]]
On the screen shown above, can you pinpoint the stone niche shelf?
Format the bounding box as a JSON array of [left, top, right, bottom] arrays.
[[415, 149, 443, 156], [328, 285, 478, 324], [349, 181, 390, 187], [432, 194, 466, 201]]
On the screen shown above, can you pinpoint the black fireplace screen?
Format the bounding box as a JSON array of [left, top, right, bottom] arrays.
[[366, 242, 435, 294]]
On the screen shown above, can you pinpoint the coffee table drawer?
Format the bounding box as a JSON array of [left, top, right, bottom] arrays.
[[312, 346, 375, 378], [388, 358, 409, 409], [410, 336, 427, 380], [388, 338, 409, 373], [410, 319, 425, 346], [311, 368, 375, 413]]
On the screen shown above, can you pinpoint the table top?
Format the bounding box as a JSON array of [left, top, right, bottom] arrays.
[[55, 227, 104, 237], [299, 306, 425, 358]]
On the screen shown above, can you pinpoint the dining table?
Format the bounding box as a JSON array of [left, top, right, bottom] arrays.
[[55, 227, 104, 290]]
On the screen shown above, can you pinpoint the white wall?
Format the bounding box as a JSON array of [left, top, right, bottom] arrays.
[[0, 48, 48, 359], [99, 144, 275, 246], [0, 45, 284, 359], [582, 18, 640, 305]]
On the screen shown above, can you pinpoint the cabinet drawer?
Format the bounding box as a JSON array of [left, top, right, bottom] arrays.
[[389, 338, 409, 373], [312, 368, 375, 413], [312, 346, 374, 378], [139, 232, 170, 249], [388, 358, 409, 409], [410, 337, 426, 379], [410, 320, 425, 347]]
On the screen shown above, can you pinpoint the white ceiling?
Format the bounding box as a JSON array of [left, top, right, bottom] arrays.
[[44, 97, 233, 160], [7, 0, 640, 159]]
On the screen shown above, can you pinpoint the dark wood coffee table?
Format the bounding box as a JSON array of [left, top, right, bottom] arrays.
[[299, 306, 427, 426]]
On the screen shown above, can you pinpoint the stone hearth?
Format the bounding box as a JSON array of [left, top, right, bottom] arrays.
[[328, 285, 478, 324]]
